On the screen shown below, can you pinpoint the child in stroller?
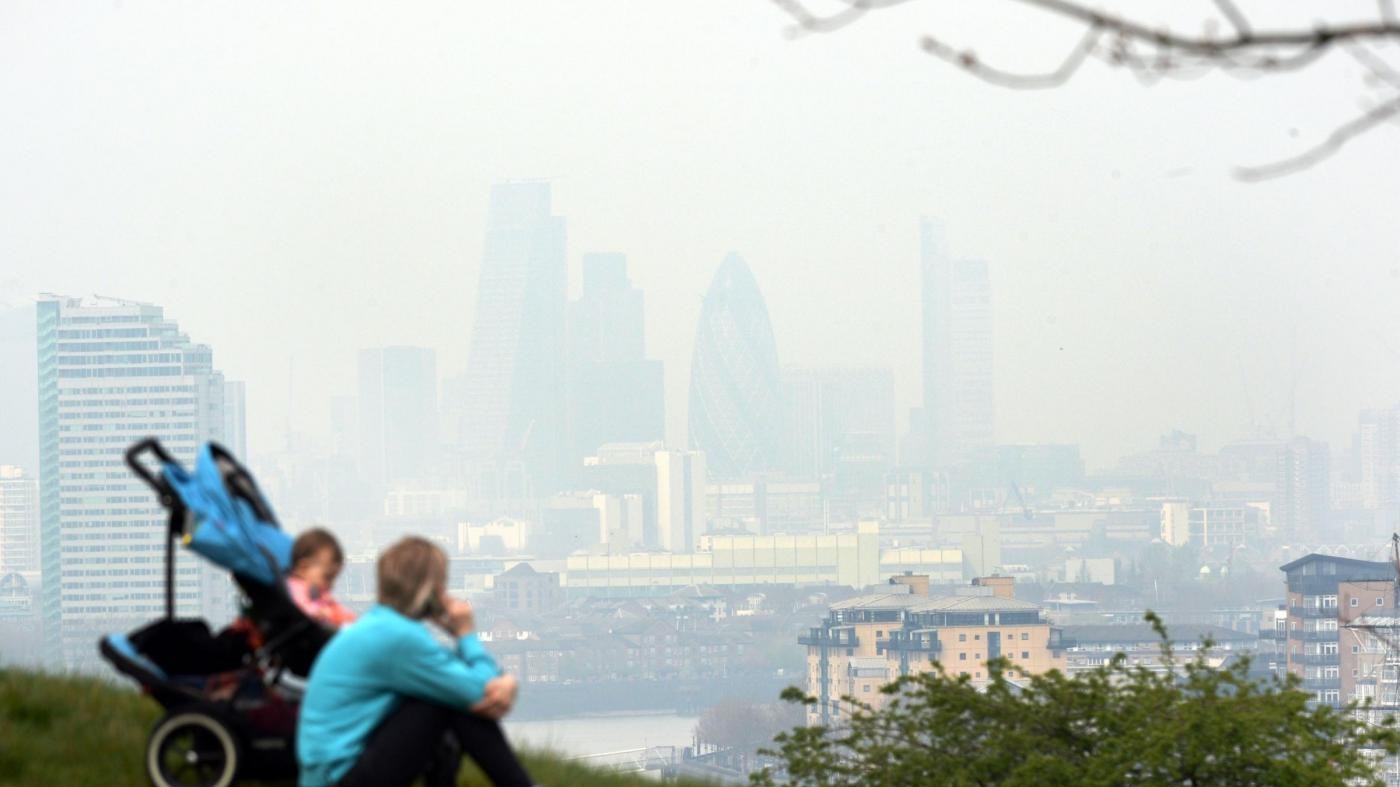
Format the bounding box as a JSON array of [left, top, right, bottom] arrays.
[[99, 439, 336, 787]]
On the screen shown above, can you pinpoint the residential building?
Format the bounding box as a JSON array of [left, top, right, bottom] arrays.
[[457, 518, 529, 555], [0, 466, 39, 576], [493, 563, 562, 615], [36, 295, 239, 669], [1281, 553, 1393, 707], [920, 219, 994, 469], [459, 181, 568, 499], [688, 254, 781, 480], [1061, 624, 1257, 674], [800, 576, 1065, 725], [1276, 438, 1330, 542]]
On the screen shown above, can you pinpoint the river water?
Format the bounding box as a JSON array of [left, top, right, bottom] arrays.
[[504, 712, 700, 759]]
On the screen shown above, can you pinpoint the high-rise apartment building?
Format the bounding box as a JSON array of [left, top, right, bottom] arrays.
[[688, 254, 781, 480], [460, 181, 568, 499], [920, 219, 993, 469], [36, 295, 240, 670], [0, 466, 39, 576], [1277, 437, 1330, 542], [566, 254, 664, 476], [358, 346, 438, 488], [1281, 553, 1396, 709], [656, 449, 706, 553]]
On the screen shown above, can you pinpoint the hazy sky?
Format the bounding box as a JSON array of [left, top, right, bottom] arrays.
[[3, 1, 1398, 469]]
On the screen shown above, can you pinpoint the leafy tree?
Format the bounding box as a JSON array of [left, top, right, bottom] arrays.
[[753, 613, 1400, 787]]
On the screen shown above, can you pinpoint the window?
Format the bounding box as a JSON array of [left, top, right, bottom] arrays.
[[1379, 597, 1387, 607], [1351, 598, 1360, 607], [1021, 633, 1029, 641], [1354, 645, 1361, 654], [975, 634, 981, 641], [959, 633, 966, 642], [1022, 651, 1030, 659], [959, 653, 967, 661], [863, 684, 871, 693]]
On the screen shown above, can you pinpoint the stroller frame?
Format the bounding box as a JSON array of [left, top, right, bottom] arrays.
[[100, 438, 332, 787]]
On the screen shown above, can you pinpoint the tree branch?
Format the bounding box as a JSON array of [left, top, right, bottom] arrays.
[[919, 25, 1101, 89], [1234, 94, 1400, 181]]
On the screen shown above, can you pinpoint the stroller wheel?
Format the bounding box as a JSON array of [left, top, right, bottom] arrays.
[[146, 710, 241, 787]]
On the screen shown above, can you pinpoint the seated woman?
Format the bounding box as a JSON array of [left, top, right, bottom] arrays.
[[297, 536, 532, 787], [287, 528, 357, 627]]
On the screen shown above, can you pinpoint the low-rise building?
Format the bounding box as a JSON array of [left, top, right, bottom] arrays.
[[799, 576, 1066, 725]]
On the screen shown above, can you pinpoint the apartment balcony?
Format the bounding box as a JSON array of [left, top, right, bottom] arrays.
[[1287, 629, 1339, 642], [879, 631, 942, 655], [1288, 605, 1339, 620], [800, 627, 860, 648], [1291, 653, 1341, 666]]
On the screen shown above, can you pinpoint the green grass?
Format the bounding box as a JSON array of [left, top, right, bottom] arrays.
[[0, 669, 715, 787]]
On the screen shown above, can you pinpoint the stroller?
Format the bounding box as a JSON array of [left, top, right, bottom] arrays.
[[99, 438, 335, 787]]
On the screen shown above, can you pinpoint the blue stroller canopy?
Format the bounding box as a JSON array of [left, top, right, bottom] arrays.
[[159, 442, 291, 586]]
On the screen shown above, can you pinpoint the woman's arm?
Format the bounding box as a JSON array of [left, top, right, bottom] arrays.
[[388, 626, 502, 709]]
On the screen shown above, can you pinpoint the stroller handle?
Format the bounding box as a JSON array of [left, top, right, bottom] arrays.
[[125, 438, 178, 504]]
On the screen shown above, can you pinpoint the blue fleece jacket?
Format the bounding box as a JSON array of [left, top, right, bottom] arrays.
[[296, 604, 501, 787]]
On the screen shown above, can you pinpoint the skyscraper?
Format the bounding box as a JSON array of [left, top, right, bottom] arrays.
[[1277, 437, 1330, 542], [921, 218, 994, 469], [460, 182, 567, 499], [36, 295, 239, 670], [688, 253, 781, 480], [780, 367, 896, 480], [0, 466, 39, 576], [565, 253, 664, 475], [358, 346, 438, 488]]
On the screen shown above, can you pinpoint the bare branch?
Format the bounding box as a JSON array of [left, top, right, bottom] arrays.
[[1235, 95, 1400, 180], [1004, 0, 1400, 53], [1212, 0, 1251, 38], [772, 0, 915, 35], [919, 25, 1101, 89], [1345, 41, 1400, 88]]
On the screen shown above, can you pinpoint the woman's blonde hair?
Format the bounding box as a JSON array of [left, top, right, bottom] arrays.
[[377, 536, 447, 618]]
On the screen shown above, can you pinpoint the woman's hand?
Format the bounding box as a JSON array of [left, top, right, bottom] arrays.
[[471, 675, 518, 720], [440, 595, 475, 638]]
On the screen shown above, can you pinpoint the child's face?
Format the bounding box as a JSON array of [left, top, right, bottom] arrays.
[[296, 547, 342, 594]]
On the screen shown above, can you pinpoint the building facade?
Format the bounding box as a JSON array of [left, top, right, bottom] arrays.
[[800, 578, 1065, 725], [460, 181, 568, 499], [687, 253, 781, 480], [0, 466, 40, 576], [358, 346, 438, 489], [36, 295, 239, 669], [564, 522, 882, 593], [920, 219, 994, 470], [565, 253, 664, 475], [656, 449, 706, 553], [1281, 553, 1393, 707]]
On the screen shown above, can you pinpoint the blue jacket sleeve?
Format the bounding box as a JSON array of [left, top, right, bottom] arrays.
[[387, 630, 503, 709]]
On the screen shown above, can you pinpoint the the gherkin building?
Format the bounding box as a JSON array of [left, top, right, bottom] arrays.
[[688, 253, 781, 480]]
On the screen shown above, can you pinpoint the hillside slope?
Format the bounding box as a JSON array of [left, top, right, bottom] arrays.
[[0, 669, 713, 787]]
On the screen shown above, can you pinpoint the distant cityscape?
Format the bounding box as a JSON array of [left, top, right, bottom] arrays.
[[4, 181, 1400, 780]]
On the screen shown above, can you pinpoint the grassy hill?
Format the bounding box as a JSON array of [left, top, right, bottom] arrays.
[[0, 669, 716, 787]]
